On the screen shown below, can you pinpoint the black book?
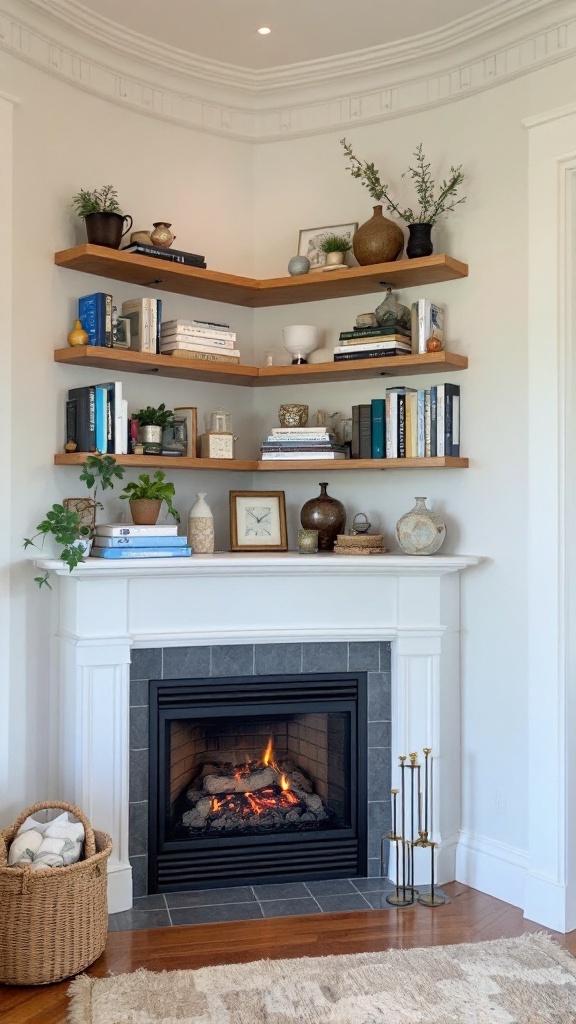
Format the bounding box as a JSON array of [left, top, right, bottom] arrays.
[[445, 383, 461, 456], [351, 405, 360, 459], [121, 242, 206, 268], [68, 385, 96, 452], [397, 393, 406, 458], [358, 404, 372, 459], [334, 348, 410, 362]]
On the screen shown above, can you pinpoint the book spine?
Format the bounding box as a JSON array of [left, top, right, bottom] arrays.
[[334, 349, 408, 362], [358, 405, 372, 459], [166, 349, 240, 363], [417, 300, 430, 355], [351, 405, 360, 459], [66, 398, 77, 447], [95, 535, 189, 548], [95, 525, 178, 536], [68, 386, 96, 452], [436, 384, 446, 457], [78, 294, 99, 346], [397, 393, 406, 458], [424, 390, 431, 457], [103, 293, 113, 347], [161, 325, 236, 342], [452, 392, 460, 457], [334, 341, 411, 354], [160, 336, 236, 351], [430, 386, 438, 457], [91, 546, 192, 558], [406, 392, 418, 458], [260, 452, 346, 460], [371, 398, 385, 459], [417, 390, 426, 459], [386, 393, 398, 458], [148, 298, 157, 355], [94, 385, 107, 454], [339, 327, 411, 340], [445, 383, 461, 456]]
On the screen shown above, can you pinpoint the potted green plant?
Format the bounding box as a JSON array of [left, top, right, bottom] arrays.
[[133, 403, 175, 453], [340, 140, 466, 259], [319, 233, 353, 268], [119, 471, 180, 526], [23, 454, 125, 588], [71, 185, 133, 249]]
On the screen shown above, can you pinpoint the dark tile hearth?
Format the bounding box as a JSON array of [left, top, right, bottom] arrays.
[[109, 879, 449, 930]]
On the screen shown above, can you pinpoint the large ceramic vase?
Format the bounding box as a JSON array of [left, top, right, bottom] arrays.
[[406, 223, 433, 259], [85, 211, 133, 249], [395, 497, 446, 555], [300, 482, 346, 551], [187, 492, 214, 553], [352, 205, 404, 266]]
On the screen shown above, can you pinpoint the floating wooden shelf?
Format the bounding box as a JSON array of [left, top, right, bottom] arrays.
[[54, 346, 468, 385], [54, 245, 468, 307], [54, 453, 468, 471]]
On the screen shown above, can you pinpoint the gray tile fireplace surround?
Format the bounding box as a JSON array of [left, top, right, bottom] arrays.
[[126, 641, 391, 926]]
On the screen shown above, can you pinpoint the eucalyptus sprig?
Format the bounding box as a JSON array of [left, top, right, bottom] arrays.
[[341, 139, 466, 226]]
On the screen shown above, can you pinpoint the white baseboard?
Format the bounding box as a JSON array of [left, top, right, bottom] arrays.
[[455, 829, 528, 911]]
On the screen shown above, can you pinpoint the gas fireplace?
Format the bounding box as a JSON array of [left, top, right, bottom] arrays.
[[148, 673, 367, 892]]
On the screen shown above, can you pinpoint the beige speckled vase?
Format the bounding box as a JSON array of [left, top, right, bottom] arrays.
[[396, 497, 446, 555]]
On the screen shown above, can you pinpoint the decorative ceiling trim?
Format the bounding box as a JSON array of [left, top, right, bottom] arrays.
[[1, 0, 575, 142]]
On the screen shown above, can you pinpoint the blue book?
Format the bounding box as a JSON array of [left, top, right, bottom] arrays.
[[78, 292, 113, 347], [90, 546, 192, 559], [430, 386, 438, 457], [370, 398, 385, 459], [94, 386, 107, 454], [95, 535, 189, 548]]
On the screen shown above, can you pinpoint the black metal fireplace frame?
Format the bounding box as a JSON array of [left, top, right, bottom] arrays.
[[148, 673, 368, 892]]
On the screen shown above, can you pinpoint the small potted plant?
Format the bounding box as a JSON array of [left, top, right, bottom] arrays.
[[319, 233, 352, 268], [119, 471, 180, 526], [23, 455, 125, 588], [71, 185, 133, 249], [340, 140, 466, 259], [133, 403, 175, 454]]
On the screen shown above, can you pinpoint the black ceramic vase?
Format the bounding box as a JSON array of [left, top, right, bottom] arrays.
[[300, 482, 346, 551], [406, 223, 433, 259], [85, 211, 133, 249]]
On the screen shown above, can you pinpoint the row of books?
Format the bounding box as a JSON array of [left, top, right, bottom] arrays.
[[159, 319, 241, 365], [260, 426, 348, 461], [351, 383, 460, 460], [91, 523, 192, 559], [67, 382, 128, 455]]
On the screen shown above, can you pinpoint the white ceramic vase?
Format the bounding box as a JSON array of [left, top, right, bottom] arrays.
[[187, 492, 214, 554], [395, 497, 446, 555], [282, 325, 319, 365]]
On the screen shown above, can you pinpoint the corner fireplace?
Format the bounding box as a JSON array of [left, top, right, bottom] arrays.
[[148, 673, 368, 892]]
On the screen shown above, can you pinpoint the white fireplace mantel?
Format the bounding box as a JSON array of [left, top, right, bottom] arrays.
[[38, 552, 480, 911]]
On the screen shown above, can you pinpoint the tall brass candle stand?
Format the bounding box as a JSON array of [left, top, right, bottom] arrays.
[[416, 747, 446, 907], [386, 755, 417, 906]]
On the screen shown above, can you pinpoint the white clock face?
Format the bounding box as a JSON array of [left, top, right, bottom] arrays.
[[244, 506, 272, 537]]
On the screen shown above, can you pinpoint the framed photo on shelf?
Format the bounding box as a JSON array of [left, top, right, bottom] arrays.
[[298, 222, 357, 269], [173, 406, 198, 458], [229, 491, 288, 551]]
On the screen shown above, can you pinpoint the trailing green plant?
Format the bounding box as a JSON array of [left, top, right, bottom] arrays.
[[23, 455, 125, 588], [340, 140, 466, 225], [119, 471, 180, 522], [134, 403, 175, 429], [23, 506, 91, 589], [71, 185, 122, 218], [320, 233, 352, 253]]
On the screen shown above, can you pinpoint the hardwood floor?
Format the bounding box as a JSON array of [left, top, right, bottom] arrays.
[[2, 882, 576, 1023]]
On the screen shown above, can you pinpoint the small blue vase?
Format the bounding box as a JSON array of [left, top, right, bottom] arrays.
[[288, 256, 310, 276]]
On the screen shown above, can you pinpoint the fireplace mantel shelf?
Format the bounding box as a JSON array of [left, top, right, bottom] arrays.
[[35, 551, 481, 579]]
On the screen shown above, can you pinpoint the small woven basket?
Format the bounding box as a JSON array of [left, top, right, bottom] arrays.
[[0, 800, 112, 986]]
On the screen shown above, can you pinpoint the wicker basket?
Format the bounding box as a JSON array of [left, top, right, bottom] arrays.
[[0, 801, 112, 986]]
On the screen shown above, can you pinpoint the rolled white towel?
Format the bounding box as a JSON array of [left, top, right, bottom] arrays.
[[9, 810, 85, 868], [8, 829, 44, 865]]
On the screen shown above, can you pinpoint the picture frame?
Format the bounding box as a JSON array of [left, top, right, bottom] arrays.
[[229, 491, 288, 551], [298, 222, 358, 269], [173, 406, 198, 458]]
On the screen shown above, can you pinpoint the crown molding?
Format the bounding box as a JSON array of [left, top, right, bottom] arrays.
[[1, 0, 575, 141]]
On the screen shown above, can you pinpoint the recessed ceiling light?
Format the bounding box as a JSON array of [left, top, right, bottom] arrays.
[[257, 26, 271, 35]]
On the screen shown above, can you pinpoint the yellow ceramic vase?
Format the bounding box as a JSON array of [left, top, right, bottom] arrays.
[[67, 319, 89, 347]]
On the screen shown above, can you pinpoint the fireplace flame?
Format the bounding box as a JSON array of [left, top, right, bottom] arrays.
[[280, 773, 290, 791], [262, 737, 274, 767]]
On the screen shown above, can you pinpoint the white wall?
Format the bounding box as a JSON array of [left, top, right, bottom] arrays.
[[2, 40, 576, 918]]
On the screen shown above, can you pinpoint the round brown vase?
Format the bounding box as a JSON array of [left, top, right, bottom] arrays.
[[300, 482, 346, 551], [129, 498, 161, 525], [352, 205, 404, 266]]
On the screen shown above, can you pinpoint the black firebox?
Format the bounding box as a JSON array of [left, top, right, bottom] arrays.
[[148, 673, 367, 893]]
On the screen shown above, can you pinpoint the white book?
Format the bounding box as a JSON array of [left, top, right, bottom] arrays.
[[122, 299, 152, 353], [424, 390, 432, 457], [161, 341, 241, 358], [149, 298, 157, 355], [417, 389, 426, 458], [333, 340, 411, 355], [95, 523, 180, 537], [261, 451, 346, 460], [270, 427, 328, 436], [386, 393, 398, 458], [436, 384, 446, 457], [160, 333, 235, 350], [118, 398, 128, 455], [161, 322, 236, 341]]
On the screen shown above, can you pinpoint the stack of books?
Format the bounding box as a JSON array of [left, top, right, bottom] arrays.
[[90, 523, 192, 558], [159, 320, 241, 364], [260, 426, 349, 461], [121, 242, 206, 268], [333, 328, 412, 362], [351, 383, 460, 460]]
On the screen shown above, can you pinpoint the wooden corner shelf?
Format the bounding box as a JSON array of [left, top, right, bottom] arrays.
[[54, 346, 467, 385], [54, 453, 259, 470], [53, 453, 467, 471], [54, 245, 468, 307]]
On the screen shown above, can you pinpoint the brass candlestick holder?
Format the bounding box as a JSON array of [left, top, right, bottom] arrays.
[[385, 747, 446, 908]]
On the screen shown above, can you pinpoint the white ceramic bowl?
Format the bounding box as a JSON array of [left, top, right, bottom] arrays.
[[282, 325, 319, 364]]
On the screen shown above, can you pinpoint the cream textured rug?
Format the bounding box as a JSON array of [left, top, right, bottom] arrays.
[[67, 932, 576, 1023]]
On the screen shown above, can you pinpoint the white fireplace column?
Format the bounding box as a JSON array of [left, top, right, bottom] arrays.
[[38, 552, 479, 913]]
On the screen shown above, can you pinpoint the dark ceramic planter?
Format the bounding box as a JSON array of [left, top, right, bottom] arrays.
[[406, 223, 433, 259], [85, 212, 133, 249], [300, 482, 346, 551]]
